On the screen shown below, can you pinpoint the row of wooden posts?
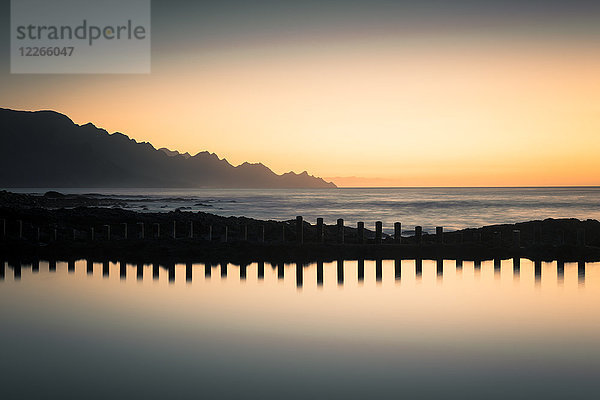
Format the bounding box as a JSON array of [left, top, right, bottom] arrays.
[[0, 217, 589, 246], [0, 258, 588, 286]]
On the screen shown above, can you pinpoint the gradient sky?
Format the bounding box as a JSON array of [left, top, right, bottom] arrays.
[[1, 0, 599, 186]]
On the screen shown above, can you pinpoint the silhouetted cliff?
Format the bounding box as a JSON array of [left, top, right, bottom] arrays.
[[0, 109, 336, 188]]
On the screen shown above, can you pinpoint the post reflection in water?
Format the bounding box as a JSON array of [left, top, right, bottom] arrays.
[[239, 263, 247, 281], [168, 264, 175, 283], [578, 261, 586, 285], [337, 259, 344, 285], [0, 258, 595, 289], [357, 259, 364, 282], [277, 263, 284, 280], [153, 263, 160, 280], [535, 261, 542, 284], [296, 262, 303, 288], [416, 258, 423, 278], [557, 261, 565, 283], [317, 261, 323, 286], [513, 257, 520, 277], [494, 258, 501, 279], [436, 259, 443, 278], [120, 261, 126, 280]]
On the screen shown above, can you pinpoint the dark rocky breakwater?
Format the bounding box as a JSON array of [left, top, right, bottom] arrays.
[[1, 190, 599, 265]]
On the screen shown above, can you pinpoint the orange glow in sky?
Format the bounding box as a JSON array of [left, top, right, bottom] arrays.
[[2, 34, 599, 186]]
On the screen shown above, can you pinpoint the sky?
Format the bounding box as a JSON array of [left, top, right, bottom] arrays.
[[1, 0, 600, 187]]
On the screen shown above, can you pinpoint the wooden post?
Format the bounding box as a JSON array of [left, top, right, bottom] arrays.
[[221, 262, 227, 277], [0, 258, 4, 280], [415, 226, 422, 245], [189, 221, 194, 239], [87, 260, 93, 275], [337, 219, 344, 244], [357, 221, 364, 244], [32, 259, 39, 273], [394, 259, 401, 280], [49, 260, 56, 272], [512, 230, 520, 249], [205, 263, 212, 278], [68, 260, 75, 273], [281, 224, 285, 242], [436, 259, 443, 277], [317, 218, 324, 243], [394, 222, 401, 244], [137, 222, 144, 239], [208, 225, 212, 241], [53, 228, 57, 241], [436, 226, 443, 244], [296, 216, 303, 244], [122, 223, 128, 239], [104, 225, 111, 240], [103, 261, 109, 277], [375, 221, 382, 244], [172, 221, 176, 239], [243, 225, 248, 241], [18, 220, 23, 239], [240, 263, 247, 280], [224, 226, 228, 243]]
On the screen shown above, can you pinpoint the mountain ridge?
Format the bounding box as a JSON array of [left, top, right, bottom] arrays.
[[0, 108, 336, 189]]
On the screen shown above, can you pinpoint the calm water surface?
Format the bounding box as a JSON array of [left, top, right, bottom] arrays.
[[1, 259, 600, 399]]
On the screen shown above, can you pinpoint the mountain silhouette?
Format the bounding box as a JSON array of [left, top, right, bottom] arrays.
[[0, 108, 336, 188]]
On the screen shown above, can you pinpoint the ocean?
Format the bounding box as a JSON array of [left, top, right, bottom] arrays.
[[7, 187, 600, 233]]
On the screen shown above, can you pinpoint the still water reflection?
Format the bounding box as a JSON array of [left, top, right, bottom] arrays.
[[1, 259, 599, 399]]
